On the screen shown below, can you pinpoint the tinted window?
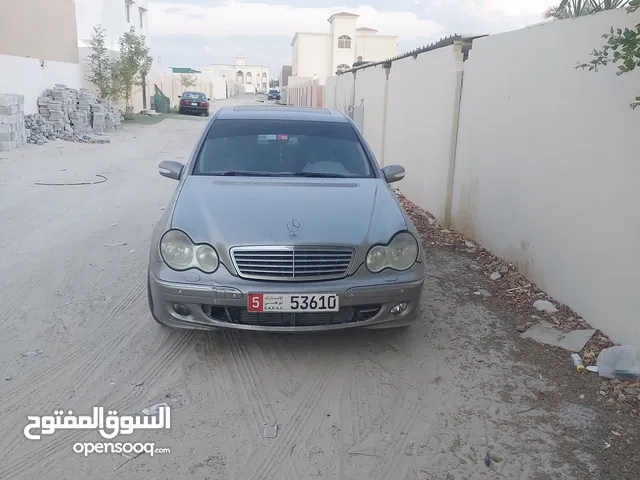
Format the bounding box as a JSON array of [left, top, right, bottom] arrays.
[[193, 119, 375, 178], [182, 92, 206, 100]]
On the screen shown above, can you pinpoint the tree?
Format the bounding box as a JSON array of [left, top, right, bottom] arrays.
[[86, 25, 117, 100], [543, 0, 628, 19], [117, 26, 153, 116], [180, 73, 198, 90], [575, 0, 640, 109]]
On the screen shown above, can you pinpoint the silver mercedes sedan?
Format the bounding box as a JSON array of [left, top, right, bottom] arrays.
[[147, 105, 425, 332]]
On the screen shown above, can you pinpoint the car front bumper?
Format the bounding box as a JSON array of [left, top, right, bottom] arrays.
[[148, 260, 424, 332]]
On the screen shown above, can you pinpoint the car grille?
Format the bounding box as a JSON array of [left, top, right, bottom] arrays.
[[230, 246, 355, 281], [202, 305, 381, 327]]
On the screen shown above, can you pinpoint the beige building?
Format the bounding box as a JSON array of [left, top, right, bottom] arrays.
[[291, 12, 398, 85], [0, 0, 79, 63], [202, 56, 270, 94]]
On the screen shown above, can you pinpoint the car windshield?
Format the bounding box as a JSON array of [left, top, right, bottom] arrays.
[[192, 119, 375, 178], [182, 92, 206, 100]]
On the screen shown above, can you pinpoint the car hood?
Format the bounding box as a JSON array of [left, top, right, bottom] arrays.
[[171, 177, 407, 248]]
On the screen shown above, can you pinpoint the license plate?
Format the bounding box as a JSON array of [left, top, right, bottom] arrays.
[[191, 102, 198, 106], [248, 293, 339, 312]]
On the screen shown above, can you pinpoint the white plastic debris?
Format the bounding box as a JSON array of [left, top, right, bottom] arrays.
[[596, 345, 640, 380], [533, 300, 558, 313], [21, 349, 44, 357], [142, 402, 170, 415], [263, 424, 278, 438]]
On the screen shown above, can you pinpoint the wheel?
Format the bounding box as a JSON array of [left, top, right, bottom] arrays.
[[178, 109, 183, 115], [204, 111, 209, 117], [147, 274, 170, 327]]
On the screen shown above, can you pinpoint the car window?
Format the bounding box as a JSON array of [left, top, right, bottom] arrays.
[[192, 119, 375, 178], [183, 92, 206, 100]]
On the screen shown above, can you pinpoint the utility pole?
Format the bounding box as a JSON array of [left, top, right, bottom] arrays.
[[260, 57, 263, 93]]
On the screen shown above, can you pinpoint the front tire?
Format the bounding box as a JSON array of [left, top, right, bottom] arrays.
[[147, 274, 170, 327]]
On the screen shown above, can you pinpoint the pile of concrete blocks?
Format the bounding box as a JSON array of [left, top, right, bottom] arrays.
[[91, 104, 106, 133], [0, 94, 27, 151]]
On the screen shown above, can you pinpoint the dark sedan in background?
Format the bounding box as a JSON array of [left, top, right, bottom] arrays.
[[267, 89, 281, 101], [178, 91, 210, 116]]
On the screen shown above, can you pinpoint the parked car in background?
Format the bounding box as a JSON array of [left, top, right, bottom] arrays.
[[148, 105, 425, 332], [267, 89, 281, 101], [178, 91, 210, 116]]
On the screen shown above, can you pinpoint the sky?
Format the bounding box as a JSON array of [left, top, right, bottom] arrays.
[[148, 0, 556, 77]]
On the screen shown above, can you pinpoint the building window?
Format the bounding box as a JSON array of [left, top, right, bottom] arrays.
[[125, 0, 132, 23], [262, 72, 267, 84], [246, 72, 252, 84], [338, 35, 351, 49], [336, 64, 350, 73], [139, 7, 146, 29], [237, 71, 244, 84]]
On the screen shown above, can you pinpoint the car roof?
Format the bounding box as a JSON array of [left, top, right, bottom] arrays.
[[215, 105, 349, 123], [183, 91, 206, 95]]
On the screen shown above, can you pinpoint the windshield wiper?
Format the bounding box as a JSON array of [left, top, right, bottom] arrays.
[[285, 172, 348, 178], [214, 171, 283, 177]]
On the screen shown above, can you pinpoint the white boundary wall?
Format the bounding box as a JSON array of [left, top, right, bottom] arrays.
[[323, 9, 640, 347], [0, 55, 83, 114]]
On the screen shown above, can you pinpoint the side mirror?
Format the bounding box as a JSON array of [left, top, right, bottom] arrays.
[[382, 165, 405, 183], [207, 97, 211, 101], [177, 95, 181, 98], [159, 160, 184, 180]]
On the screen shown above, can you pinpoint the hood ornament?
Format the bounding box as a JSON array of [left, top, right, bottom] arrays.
[[286, 219, 300, 236]]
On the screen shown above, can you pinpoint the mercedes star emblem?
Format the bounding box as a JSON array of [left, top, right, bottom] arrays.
[[286, 218, 300, 236]]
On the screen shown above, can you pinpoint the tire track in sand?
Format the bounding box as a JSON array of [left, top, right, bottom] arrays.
[[0, 330, 196, 480], [0, 278, 146, 415], [223, 331, 277, 434], [239, 361, 338, 480], [374, 402, 421, 480]]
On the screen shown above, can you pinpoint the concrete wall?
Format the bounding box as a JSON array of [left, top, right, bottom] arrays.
[[321, 9, 640, 348], [451, 10, 640, 348], [76, 0, 150, 51], [0, 0, 79, 64], [293, 34, 333, 80], [0, 55, 83, 115]]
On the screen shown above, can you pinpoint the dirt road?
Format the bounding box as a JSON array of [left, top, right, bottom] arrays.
[[0, 101, 634, 479]]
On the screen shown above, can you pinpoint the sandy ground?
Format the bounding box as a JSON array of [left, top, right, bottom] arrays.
[[0, 98, 636, 480]]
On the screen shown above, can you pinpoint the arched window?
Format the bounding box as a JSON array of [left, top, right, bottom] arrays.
[[337, 35, 351, 49], [336, 64, 350, 73], [236, 70, 244, 84], [262, 72, 267, 84], [246, 72, 252, 84]]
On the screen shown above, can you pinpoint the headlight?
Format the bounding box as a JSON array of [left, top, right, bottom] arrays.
[[366, 232, 419, 273], [159, 230, 219, 273]]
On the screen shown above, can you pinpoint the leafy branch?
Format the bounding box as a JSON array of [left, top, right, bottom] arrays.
[[575, 0, 640, 108]]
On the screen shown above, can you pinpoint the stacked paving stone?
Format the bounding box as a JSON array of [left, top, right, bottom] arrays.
[[3, 84, 122, 150], [25, 113, 110, 144], [0, 94, 28, 151]]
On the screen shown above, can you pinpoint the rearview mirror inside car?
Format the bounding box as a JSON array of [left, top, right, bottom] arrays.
[[382, 165, 405, 183], [158, 160, 184, 180]]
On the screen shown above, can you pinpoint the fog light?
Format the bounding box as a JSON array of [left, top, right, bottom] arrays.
[[173, 303, 191, 316], [391, 303, 408, 314]]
